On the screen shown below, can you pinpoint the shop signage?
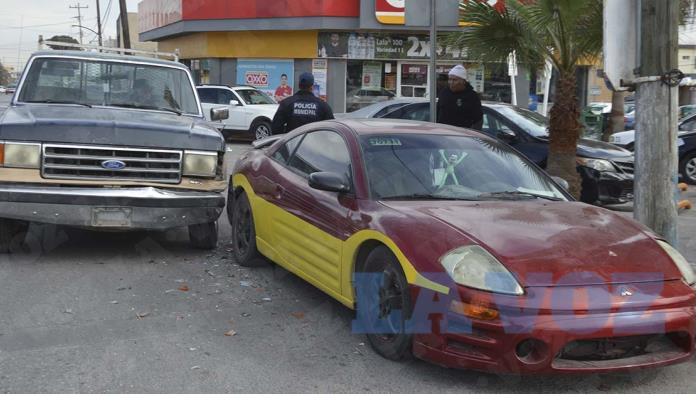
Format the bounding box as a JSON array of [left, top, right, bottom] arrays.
[[375, 0, 508, 25], [362, 63, 383, 89], [318, 32, 468, 60], [312, 59, 328, 101], [236, 59, 295, 98]]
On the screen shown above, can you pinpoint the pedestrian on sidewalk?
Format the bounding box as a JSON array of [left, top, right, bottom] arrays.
[[271, 72, 334, 134], [437, 65, 483, 130]]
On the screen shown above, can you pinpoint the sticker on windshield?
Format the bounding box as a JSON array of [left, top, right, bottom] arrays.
[[369, 137, 402, 146]]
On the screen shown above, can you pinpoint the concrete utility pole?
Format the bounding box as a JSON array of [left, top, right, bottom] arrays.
[[118, 0, 131, 49], [95, 0, 103, 47], [634, 0, 680, 245], [70, 3, 89, 45]]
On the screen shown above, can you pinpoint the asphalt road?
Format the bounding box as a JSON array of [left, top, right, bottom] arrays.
[[0, 94, 695, 393]]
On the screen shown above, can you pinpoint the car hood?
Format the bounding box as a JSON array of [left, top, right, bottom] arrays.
[[576, 138, 632, 160], [0, 104, 225, 151], [381, 200, 681, 287]]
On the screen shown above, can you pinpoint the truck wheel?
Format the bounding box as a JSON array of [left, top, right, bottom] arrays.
[[251, 120, 272, 140], [188, 221, 218, 249], [0, 219, 29, 253]]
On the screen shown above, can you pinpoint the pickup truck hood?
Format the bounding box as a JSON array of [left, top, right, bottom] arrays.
[[0, 104, 225, 151]]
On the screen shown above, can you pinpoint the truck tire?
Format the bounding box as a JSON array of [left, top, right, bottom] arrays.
[[0, 219, 29, 253], [189, 221, 218, 249]]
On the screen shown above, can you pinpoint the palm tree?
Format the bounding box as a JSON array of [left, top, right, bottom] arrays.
[[448, 0, 603, 198]]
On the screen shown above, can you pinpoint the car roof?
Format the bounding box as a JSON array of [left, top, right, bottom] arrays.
[[29, 50, 187, 69], [197, 84, 257, 90], [336, 118, 487, 138]]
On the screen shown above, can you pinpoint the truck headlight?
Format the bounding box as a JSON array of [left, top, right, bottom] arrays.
[[183, 150, 218, 177], [0, 142, 41, 169], [439, 245, 524, 295], [577, 157, 616, 172], [657, 240, 696, 288]]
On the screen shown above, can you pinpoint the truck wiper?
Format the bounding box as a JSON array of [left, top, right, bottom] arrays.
[[25, 99, 92, 108], [110, 103, 182, 115]]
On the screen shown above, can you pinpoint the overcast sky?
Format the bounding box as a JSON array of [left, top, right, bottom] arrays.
[[0, 0, 140, 72]]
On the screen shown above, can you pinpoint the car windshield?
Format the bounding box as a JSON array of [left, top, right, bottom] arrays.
[[492, 105, 549, 138], [236, 89, 276, 105], [17, 57, 199, 115], [360, 134, 567, 201]]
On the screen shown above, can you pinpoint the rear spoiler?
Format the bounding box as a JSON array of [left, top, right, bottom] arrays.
[[251, 135, 282, 149]]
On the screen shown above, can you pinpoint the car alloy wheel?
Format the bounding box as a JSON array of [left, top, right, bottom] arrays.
[[685, 156, 696, 184], [254, 122, 272, 140]]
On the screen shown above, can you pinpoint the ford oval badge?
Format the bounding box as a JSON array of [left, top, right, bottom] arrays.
[[101, 160, 127, 170]]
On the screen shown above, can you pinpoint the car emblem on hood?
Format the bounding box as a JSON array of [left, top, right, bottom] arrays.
[[619, 287, 634, 297], [101, 160, 127, 170]]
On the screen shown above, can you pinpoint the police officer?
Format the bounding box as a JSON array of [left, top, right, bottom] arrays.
[[271, 72, 334, 134], [437, 65, 483, 130]]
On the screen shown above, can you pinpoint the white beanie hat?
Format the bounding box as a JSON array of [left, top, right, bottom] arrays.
[[448, 65, 468, 80]]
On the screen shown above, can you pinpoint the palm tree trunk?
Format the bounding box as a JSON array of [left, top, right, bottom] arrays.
[[546, 71, 583, 199]]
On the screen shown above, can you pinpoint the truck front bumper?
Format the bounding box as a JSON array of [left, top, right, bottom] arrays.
[[0, 185, 225, 230]]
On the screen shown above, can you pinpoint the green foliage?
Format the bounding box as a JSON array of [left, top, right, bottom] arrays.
[[450, 0, 603, 73], [0, 62, 10, 86], [46, 35, 81, 51]]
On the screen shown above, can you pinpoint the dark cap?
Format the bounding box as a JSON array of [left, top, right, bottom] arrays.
[[299, 72, 314, 88]]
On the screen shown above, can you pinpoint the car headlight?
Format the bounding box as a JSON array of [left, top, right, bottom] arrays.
[[183, 150, 218, 177], [439, 245, 524, 295], [0, 142, 41, 169], [656, 240, 696, 288], [577, 157, 616, 172]]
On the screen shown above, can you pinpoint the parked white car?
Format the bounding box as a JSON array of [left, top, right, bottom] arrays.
[[610, 113, 696, 150], [197, 85, 279, 141]]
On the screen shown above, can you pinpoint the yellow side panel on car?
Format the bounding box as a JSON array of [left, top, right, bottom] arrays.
[[233, 174, 449, 310]]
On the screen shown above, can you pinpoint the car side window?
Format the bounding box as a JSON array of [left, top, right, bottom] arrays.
[[680, 118, 696, 132], [197, 88, 215, 104], [287, 130, 352, 182], [484, 112, 516, 137], [272, 135, 303, 164], [374, 103, 405, 118], [404, 105, 430, 121], [219, 90, 235, 105]]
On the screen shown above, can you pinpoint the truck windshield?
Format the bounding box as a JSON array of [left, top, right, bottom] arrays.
[[18, 57, 200, 115]]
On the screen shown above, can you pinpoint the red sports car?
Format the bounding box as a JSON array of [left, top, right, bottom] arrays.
[[227, 118, 696, 374]]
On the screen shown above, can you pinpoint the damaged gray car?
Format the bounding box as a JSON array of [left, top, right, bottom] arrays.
[[0, 50, 229, 250]]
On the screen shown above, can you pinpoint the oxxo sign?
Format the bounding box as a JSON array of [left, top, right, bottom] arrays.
[[245, 71, 269, 88]]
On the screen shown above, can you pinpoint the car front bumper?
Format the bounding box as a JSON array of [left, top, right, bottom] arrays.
[[578, 167, 634, 205], [411, 282, 696, 374], [0, 185, 225, 230]]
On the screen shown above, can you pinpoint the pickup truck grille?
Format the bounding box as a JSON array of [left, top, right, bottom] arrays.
[[42, 144, 182, 184]]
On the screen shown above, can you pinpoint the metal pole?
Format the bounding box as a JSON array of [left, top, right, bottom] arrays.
[[429, 0, 437, 122], [96, 0, 103, 47], [118, 0, 131, 49]]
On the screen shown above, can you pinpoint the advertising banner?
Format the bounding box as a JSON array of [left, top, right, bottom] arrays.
[[362, 63, 383, 89], [236, 59, 294, 100], [312, 59, 328, 101], [318, 32, 469, 61]]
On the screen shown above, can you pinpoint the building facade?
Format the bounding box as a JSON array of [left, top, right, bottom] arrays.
[[137, 0, 536, 113]]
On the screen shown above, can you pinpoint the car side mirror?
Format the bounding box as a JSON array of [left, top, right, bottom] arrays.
[[211, 107, 229, 121], [308, 172, 350, 193], [229, 100, 240, 106], [496, 129, 516, 142], [551, 176, 569, 191]]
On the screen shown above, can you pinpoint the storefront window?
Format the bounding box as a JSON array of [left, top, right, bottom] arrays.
[[346, 60, 397, 112], [400, 64, 428, 98]]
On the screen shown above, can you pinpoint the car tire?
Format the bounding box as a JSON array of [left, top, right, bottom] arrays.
[[356, 245, 413, 361], [251, 120, 272, 140], [188, 221, 218, 249], [680, 151, 696, 185], [0, 219, 29, 253], [231, 192, 264, 266]]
